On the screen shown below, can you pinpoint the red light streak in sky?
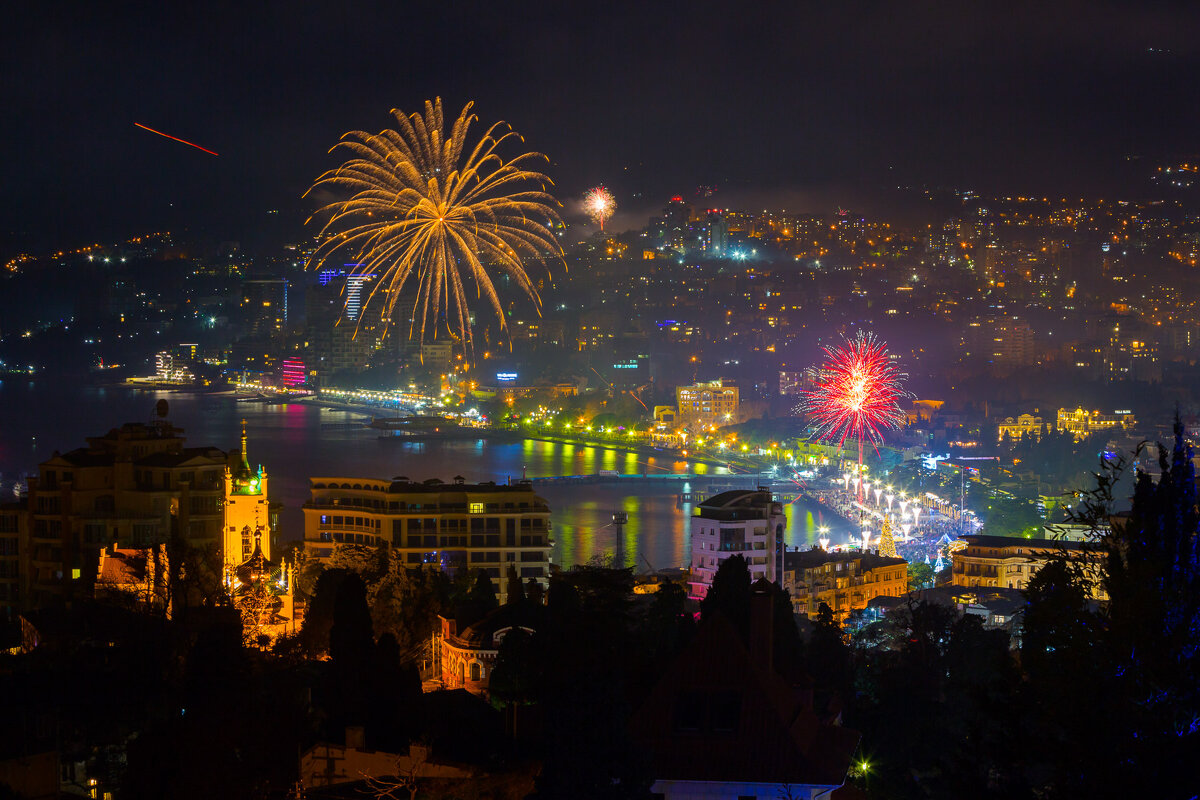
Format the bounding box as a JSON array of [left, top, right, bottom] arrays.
[[133, 123, 219, 156]]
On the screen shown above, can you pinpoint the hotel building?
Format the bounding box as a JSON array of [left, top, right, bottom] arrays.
[[950, 534, 1106, 599], [302, 477, 551, 603]]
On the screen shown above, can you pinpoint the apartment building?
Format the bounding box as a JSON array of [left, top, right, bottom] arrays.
[[688, 489, 783, 600], [782, 548, 908, 620], [302, 477, 551, 603]]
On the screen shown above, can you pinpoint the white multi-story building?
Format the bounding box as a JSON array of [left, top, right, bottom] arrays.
[[688, 488, 784, 600]]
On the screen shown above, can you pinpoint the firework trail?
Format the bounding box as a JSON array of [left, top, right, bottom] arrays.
[[304, 99, 563, 355], [134, 123, 219, 155]]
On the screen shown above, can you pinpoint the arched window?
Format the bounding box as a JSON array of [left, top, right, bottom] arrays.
[[469, 662, 481, 681]]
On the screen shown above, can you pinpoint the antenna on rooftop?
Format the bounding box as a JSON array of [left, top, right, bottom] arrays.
[[151, 399, 170, 433]]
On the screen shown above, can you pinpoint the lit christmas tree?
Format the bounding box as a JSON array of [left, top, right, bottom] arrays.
[[879, 513, 898, 558]]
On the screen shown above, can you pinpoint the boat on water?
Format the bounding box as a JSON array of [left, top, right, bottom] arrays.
[[374, 415, 465, 439], [373, 415, 509, 441]]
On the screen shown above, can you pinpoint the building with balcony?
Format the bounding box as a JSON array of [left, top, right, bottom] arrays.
[[1056, 407, 1136, 442], [688, 489, 783, 600], [781, 548, 908, 621], [950, 534, 1106, 598], [19, 419, 229, 608], [5, 412, 273, 611], [676, 379, 740, 426], [302, 477, 551, 604], [997, 413, 1048, 443]]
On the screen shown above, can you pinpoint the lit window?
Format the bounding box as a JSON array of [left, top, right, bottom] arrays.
[[469, 502, 484, 514]]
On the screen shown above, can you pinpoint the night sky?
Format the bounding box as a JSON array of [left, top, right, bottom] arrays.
[[4, 0, 1199, 246]]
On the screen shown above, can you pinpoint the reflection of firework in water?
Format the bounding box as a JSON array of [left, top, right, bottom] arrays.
[[800, 330, 909, 498], [583, 186, 616, 230], [304, 98, 563, 354]]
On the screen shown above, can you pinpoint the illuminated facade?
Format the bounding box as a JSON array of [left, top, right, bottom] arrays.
[[13, 418, 228, 608], [1056, 407, 1136, 442], [950, 534, 1106, 598], [3, 414, 275, 611], [224, 422, 272, 571], [997, 413, 1048, 443], [280, 357, 305, 386], [302, 477, 551, 603], [676, 379, 739, 425], [437, 604, 538, 696], [782, 549, 908, 621], [688, 489, 783, 600]]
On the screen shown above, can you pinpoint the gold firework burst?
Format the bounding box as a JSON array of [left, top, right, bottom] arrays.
[[304, 98, 563, 352]]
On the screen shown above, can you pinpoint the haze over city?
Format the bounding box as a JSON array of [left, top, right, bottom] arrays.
[[2, 3, 1200, 799]]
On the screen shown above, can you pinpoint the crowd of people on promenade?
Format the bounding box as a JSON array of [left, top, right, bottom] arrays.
[[804, 471, 973, 564]]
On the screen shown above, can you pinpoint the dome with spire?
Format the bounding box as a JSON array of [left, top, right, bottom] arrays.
[[229, 419, 265, 495]]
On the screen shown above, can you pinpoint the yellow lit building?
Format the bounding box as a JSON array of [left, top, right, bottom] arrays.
[[997, 413, 1048, 443], [782, 549, 908, 621], [302, 477, 551, 603], [6, 412, 277, 612], [676, 379, 739, 425], [1056, 407, 1136, 442], [950, 534, 1106, 598], [20, 419, 228, 607], [907, 398, 945, 425], [223, 422, 272, 573]]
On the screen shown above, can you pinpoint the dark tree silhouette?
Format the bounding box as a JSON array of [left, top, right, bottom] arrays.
[[301, 567, 350, 654], [455, 569, 500, 629], [506, 564, 526, 605], [699, 554, 751, 632]]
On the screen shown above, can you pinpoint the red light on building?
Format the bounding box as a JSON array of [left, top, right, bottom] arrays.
[[281, 358, 305, 387]]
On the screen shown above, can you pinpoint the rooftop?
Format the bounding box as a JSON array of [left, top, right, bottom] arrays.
[[959, 534, 1090, 551], [311, 477, 543, 495], [785, 548, 907, 571], [697, 489, 772, 509]]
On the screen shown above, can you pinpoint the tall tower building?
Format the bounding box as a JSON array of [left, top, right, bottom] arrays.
[[223, 421, 271, 573], [688, 489, 784, 600], [241, 279, 289, 338]]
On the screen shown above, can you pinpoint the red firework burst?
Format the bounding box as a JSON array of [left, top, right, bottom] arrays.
[[801, 330, 909, 452]]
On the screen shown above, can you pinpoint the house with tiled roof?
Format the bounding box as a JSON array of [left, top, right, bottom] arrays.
[[95, 544, 169, 611], [437, 602, 541, 695]]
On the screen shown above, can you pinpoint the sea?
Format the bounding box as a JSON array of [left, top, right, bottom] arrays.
[[0, 378, 857, 571]]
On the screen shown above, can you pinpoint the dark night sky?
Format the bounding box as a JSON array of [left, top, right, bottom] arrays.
[[3, 0, 1199, 247]]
